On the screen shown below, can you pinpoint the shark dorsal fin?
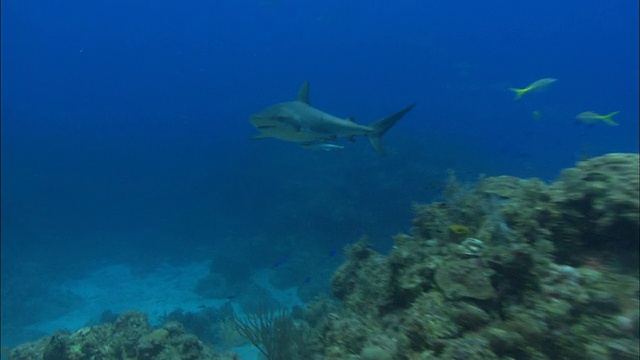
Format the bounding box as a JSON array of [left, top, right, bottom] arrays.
[[296, 81, 310, 104], [346, 117, 356, 123]]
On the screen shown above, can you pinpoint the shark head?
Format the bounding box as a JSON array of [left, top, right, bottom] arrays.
[[249, 102, 333, 142]]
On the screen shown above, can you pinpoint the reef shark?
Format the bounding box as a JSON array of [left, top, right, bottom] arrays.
[[249, 82, 415, 155]]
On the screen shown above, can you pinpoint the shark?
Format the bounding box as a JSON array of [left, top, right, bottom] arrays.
[[249, 82, 416, 155]]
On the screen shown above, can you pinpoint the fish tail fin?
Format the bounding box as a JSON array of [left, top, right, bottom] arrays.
[[368, 103, 416, 155], [509, 87, 527, 100], [602, 111, 620, 126]]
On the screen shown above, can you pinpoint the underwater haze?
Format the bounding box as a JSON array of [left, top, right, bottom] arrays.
[[1, 0, 638, 354]]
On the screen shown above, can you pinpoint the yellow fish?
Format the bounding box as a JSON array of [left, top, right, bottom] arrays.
[[575, 111, 620, 126], [509, 78, 557, 100], [532, 110, 543, 120]]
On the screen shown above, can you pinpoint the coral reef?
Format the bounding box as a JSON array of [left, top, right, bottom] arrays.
[[158, 303, 237, 348], [5, 153, 638, 360], [306, 153, 639, 359], [231, 307, 311, 360], [332, 239, 394, 315], [3, 311, 238, 360], [549, 153, 640, 267], [434, 259, 496, 300]]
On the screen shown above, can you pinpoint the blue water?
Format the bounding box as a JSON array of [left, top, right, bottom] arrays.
[[1, 0, 638, 350]]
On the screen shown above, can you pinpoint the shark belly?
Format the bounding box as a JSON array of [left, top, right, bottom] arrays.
[[293, 104, 373, 138], [250, 101, 370, 143]]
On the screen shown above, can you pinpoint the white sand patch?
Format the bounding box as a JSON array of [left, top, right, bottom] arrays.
[[26, 262, 225, 335], [252, 268, 304, 309], [11, 261, 309, 359]]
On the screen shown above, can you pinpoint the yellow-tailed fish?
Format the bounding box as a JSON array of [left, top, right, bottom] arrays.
[[575, 111, 620, 126], [509, 78, 557, 100]]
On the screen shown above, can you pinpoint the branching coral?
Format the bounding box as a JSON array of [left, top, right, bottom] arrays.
[[232, 307, 303, 360]]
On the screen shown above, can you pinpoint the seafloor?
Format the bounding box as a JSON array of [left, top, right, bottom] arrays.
[[4, 153, 639, 360]]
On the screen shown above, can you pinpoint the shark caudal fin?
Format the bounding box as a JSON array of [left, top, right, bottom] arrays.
[[368, 103, 416, 155]]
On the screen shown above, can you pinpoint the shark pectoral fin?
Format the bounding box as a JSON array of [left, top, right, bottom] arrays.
[[296, 81, 310, 104]]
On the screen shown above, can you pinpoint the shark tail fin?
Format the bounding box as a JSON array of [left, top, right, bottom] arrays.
[[368, 103, 416, 155]]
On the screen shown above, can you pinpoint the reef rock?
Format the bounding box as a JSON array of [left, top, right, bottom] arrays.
[[434, 259, 496, 300], [549, 153, 639, 266], [309, 153, 639, 359], [332, 240, 393, 315], [551, 153, 639, 229], [3, 310, 236, 360]]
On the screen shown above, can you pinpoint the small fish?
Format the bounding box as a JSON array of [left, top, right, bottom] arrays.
[[531, 110, 543, 120], [226, 295, 236, 301], [509, 78, 557, 100], [300, 143, 345, 151], [575, 111, 620, 126]]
